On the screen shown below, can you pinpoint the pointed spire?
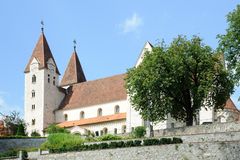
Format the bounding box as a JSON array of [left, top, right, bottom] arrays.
[[24, 32, 60, 74], [60, 45, 86, 86]]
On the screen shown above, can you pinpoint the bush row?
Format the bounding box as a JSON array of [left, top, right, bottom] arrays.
[[49, 137, 182, 153]]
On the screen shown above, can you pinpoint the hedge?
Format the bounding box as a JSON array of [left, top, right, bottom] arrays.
[[49, 137, 183, 153]]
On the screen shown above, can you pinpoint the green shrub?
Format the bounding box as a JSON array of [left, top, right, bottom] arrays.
[[159, 138, 172, 144], [172, 137, 183, 144], [109, 141, 124, 148], [97, 134, 122, 141], [45, 124, 70, 134], [31, 131, 41, 137], [143, 139, 160, 146], [124, 140, 134, 147], [98, 143, 109, 149], [133, 126, 146, 138], [41, 133, 84, 151], [0, 150, 18, 158], [134, 140, 142, 146], [16, 123, 27, 136]]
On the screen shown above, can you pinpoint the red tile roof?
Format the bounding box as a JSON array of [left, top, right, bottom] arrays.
[[60, 51, 86, 86], [24, 33, 60, 74], [58, 113, 126, 128], [224, 98, 239, 112], [59, 74, 127, 110]]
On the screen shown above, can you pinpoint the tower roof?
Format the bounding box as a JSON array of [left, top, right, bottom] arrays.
[[24, 33, 60, 74], [60, 51, 86, 86]]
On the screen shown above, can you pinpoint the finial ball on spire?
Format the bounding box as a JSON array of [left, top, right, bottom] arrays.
[[41, 20, 44, 33], [73, 39, 77, 51]]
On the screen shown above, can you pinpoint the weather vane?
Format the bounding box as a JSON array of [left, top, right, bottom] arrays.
[[41, 20, 44, 33], [73, 39, 77, 51]]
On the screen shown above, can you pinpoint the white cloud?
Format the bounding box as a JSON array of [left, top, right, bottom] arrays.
[[120, 13, 143, 33]]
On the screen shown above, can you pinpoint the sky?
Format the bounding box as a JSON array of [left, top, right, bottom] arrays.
[[0, 0, 239, 117]]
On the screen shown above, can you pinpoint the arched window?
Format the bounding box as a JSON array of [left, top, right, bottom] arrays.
[[114, 105, 120, 114], [32, 75, 36, 83], [64, 114, 68, 121], [32, 104, 35, 110], [32, 90, 35, 98], [48, 74, 50, 83], [53, 77, 56, 86], [80, 111, 85, 119], [103, 127, 108, 135], [97, 108, 102, 117], [122, 125, 126, 134], [32, 119, 36, 125], [114, 128, 117, 134]]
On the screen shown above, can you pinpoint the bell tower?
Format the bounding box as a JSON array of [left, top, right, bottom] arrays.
[[24, 27, 64, 136]]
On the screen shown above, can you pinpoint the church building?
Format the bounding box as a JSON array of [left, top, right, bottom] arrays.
[[24, 30, 239, 136]]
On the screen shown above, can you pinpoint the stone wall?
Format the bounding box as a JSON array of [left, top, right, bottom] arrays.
[[31, 141, 240, 160], [154, 121, 240, 137], [0, 138, 46, 152]]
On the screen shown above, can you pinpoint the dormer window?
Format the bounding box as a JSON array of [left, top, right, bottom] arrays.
[[32, 75, 36, 83], [97, 108, 102, 117], [32, 90, 35, 98]]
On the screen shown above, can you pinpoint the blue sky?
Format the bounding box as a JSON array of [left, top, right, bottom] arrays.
[[0, 0, 239, 117]]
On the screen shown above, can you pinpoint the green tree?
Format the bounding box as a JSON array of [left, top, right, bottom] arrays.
[[1, 111, 26, 135], [45, 124, 69, 134], [16, 123, 27, 136], [218, 5, 240, 84], [126, 36, 234, 126]]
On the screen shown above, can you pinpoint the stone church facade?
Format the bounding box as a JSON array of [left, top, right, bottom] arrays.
[[24, 31, 239, 136]]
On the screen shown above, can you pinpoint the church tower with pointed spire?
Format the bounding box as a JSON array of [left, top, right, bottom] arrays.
[[24, 29, 65, 136], [60, 42, 86, 87]]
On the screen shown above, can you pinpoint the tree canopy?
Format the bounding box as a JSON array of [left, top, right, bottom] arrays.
[[126, 36, 234, 126], [218, 5, 240, 85]]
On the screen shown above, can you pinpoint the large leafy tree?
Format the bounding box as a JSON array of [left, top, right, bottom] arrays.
[[126, 36, 234, 126], [218, 5, 240, 84]]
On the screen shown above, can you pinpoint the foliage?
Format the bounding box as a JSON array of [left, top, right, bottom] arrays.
[[126, 36, 234, 126], [16, 123, 27, 136], [218, 5, 240, 85], [49, 137, 183, 153], [45, 124, 70, 134], [0, 150, 18, 158], [31, 131, 41, 137], [1, 111, 26, 135], [97, 134, 122, 141], [133, 126, 146, 138], [40, 133, 84, 150], [172, 137, 183, 144]]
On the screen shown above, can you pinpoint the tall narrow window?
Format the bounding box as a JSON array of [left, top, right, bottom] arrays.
[[53, 77, 56, 85], [122, 125, 126, 134], [114, 128, 118, 134], [114, 105, 120, 114], [48, 74, 50, 83], [32, 104, 35, 110], [64, 114, 68, 121], [97, 108, 102, 117], [103, 128, 108, 135], [32, 75, 36, 83], [32, 90, 35, 98], [32, 119, 36, 125], [80, 111, 85, 119]]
